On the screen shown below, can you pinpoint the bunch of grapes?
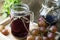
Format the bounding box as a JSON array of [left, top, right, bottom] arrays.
[[26, 17, 57, 40]]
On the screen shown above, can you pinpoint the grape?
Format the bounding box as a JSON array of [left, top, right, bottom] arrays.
[[27, 35, 35, 40], [43, 36, 48, 40], [39, 17, 45, 22], [50, 25, 57, 33], [35, 36, 43, 40], [31, 29, 40, 36], [38, 17, 47, 27], [39, 27, 46, 33], [2, 29, 9, 36], [47, 32, 55, 39]]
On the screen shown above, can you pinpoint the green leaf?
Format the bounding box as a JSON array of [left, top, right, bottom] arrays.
[[2, 0, 22, 16]]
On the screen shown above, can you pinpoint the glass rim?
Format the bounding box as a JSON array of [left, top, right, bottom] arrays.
[[11, 4, 29, 11]]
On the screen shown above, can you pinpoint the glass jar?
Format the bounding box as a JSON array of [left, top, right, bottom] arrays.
[[10, 4, 34, 38], [39, 0, 60, 25]]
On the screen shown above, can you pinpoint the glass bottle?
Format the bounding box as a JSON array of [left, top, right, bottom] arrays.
[[39, 0, 60, 25], [10, 4, 34, 38]]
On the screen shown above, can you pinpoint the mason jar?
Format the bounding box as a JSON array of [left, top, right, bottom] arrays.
[[10, 4, 34, 38], [39, 0, 60, 25]]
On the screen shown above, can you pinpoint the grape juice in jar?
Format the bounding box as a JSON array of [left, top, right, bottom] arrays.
[[10, 4, 31, 38]]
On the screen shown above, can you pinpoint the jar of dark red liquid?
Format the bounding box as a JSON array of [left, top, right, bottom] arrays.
[[10, 4, 34, 38]]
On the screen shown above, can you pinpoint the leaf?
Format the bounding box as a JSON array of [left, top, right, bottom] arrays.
[[2, 0, 22, 16]]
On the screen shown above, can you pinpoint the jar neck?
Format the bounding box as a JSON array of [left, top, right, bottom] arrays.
[[11, 9, 30, 16], [11, 4, 30, 17]]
